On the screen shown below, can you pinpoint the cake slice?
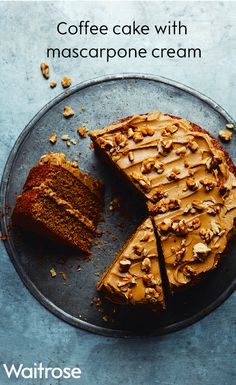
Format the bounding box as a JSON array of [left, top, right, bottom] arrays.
[[12, 153, 103, 252], [97, 218, 165, 309], [90, 111, 236, 294]]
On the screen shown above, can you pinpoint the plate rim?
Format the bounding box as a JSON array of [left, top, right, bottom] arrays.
[[1, 72, 236, 338]]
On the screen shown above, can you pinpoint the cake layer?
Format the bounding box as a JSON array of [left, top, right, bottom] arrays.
[[13, 187, 98, 252], [24, 153, 103, 224], [97, 218, 165, 309]]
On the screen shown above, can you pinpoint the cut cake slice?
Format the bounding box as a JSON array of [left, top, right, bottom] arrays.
[[12, 153, 103, 253], [97, 217, 165, 309]]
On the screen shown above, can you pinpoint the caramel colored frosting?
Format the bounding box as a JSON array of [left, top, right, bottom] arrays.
[[90, 111, 236, 293], [97, 218, 164, 308]]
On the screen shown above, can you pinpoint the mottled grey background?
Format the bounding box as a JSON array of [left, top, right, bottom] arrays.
[[0, 1, 236, 384]]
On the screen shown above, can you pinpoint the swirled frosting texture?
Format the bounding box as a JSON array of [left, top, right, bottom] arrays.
[[90, 111, 236, 296]]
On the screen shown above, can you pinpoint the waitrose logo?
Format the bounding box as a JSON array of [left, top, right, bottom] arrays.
[[2, 362, 81, 380]]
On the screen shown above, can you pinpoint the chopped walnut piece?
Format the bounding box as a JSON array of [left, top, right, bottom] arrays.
[[200, 178, 216, 191], [71, 139, 77, 145], [218, 129, 233, 142], [114, 133, 127, 147], [167, 169, 180, 181], [127, 127, 134, 138], [50, 268, 57, 278], [141, 257, 152, 272], [61, 134, 70, 141], [186, 177, 198, 191], [147, 127, 155, 136], [141, 126, 148, 136], [169, 199, 181, 210], [192, 201, 205, 211], [40, 63, 49, 79], [77, 127, 87, 138], [133, 132, 143, 143], [159, 139, 173, 154], [61, 76, 72, 88], [200, 228, 214, 243], [151, 187, 166, 203], [98, 137, 113, 149], [49, 133, 57, 144], [166, 124, 178, 134], [154, 161, 164, 174], [226, 123, 234, 129], [211, 221, 222, 235], [176, 146, 187, 156], [188, 140, 199, 152], [182, 265, 196, 278], [143, 273, 161, 287], [119, 258, 131, 272], [192, 243, 211, 261], [50, 81, 57, 88], [145, 287, 160, 302], [133, 243, 144, 256], [159, 218, 172, 233], [205, 202, 220, 216], [188, 217, 201, 230], [128, 151, 134, 162], [171, 219, 189, 235], [141, 157, 155, 174], [131, 172, 151, 191], [63, 105, 75, 118], [140, 231, 150, 242], [174, 246, 186, 264]]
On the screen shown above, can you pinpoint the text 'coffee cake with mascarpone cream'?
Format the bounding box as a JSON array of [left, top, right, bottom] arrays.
[[90, 111, 236, 304]]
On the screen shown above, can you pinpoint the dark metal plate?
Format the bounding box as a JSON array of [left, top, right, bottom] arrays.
[[1, 74, 236, 337]]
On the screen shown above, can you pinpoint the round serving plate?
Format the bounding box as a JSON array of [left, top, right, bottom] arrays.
[[1, 74, 236, 337]]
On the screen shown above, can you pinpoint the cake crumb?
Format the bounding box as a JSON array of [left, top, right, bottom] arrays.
[[63, 105, 75, 118], [49, 133, 57, 144], [60, 271, 67, 282], [61, 76, 72, 88], [50, 81, 57, 88], [40, 63, 49, 79], [77, 127, 87, 138], [219, 129, 233, 142], [50, 268, 57, 278]]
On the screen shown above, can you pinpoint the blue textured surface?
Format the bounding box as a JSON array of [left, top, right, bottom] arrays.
[[0, 2, 236, 384]]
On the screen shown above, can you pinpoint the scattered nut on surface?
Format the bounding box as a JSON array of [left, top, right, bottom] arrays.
[[186, 177, 198, 191], [218, 129, 233, 142], [50, 81, 57, 88], [61, 76, 72, 88], [71, 139, 77, 145], [77, 127, 87, 138], [50, 268, 57, 278], [49, 133, 57, 144], [226, 123, 234, 129], [40, 63, 49, 79], [63, 105, 75, 118], [61, 134, 70, 141]]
